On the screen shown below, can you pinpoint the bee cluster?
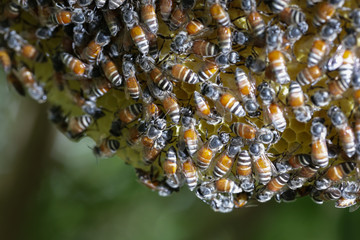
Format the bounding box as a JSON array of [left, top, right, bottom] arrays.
[[1, 0, 360, 212]]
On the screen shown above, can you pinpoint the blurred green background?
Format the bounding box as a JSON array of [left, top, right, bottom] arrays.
[[0, 69, 358, 240]]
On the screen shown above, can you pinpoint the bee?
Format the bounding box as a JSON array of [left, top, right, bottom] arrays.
[[86, 78, 112, 99], [141, 0, 158, 34], [276, 154, 311, 173], [68, 90, 104, 119], [269, 0, 290, 13], [289, 164, 320, 190], [159, 0, 173, 22], [0, 48, 11, 73], [48, 105, 68, 134], [236, 150, 253, 189], [149, 66, 173, 91], [310, 121, 328, 168], [256, 173, 290, 203], [93, 138, 120, 158], [169, 6, 187, 30], [217, 26, 232, 53], [78, 0, 93, 7], [182, 158, 198, 191], [312, 1, 344, 27], [256, 128, 279, 146], [66, 115, 93, 139], [209, 2, 230, 26], [198, 60, 219, 82], [215, 178, 242, 193], [335, 197, 358, 209], [109, 0, 125, 9], [186, 19, 205, 36], [142, 88, 162, 120], [103, 11, 121, 37], [129, 24, 149, 55], [230, 122, 257, 140], [162, 94, 180, 124], [143, 145, 162, 165], [4, 2, 20, 19], [312, 187, 341, 204], [196, 135, 224, 171], [268, 50, 290, 85], [193, 91, 221, 124], [288, 81, 312, 122], [215, 51, 240, 67], [136, 169, 172, 196], [279, 7, 306, 26], [201, 82, 246, 118], [350, 9, 360, 31], [213, 140, 241, 178], [247, 10, 266, 39], [310, 89, 331, 108], [60, 53, 87, 77], [265, 25, 283, 52], [20, 43, 45, 62], [48, 10, 72, 26], [121, 57, 140, 100], [163, 146, 180, 188], [181, 113, 201, 156], [315, 162, 356, 190], [170, 63, 199, 84], [170, 31, 192, 54], [122, 3, 138, 28], [95, 0, 106, 8], [282, 22, 308, 50], [266, 102, 287, 132], [115, 103, 143, 124], [125, 122, 147, 145], [249, 143, 276, 185], [145, 31, 159, 59], [192, 40, 219, 57], [307, 39, 329, 67], [338, 49, 355, 84], [101, 56, 122, 87], [328, 106, 356, 157], [82, 31, 110, 64], [296, 65, 322, 86], [233, 192, 249, 208]]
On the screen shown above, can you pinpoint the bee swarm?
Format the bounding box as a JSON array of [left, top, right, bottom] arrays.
[[1, 0, 360, 212]]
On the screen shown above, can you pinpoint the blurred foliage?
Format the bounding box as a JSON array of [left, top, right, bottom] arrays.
[[0, 69, 359, 240]]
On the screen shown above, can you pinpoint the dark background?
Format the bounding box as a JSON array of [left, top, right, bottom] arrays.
[[0, 70, 358, 240]]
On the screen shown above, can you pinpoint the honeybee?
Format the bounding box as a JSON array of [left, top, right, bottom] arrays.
[[215, 178, 242, 193], [141, 0, 158, 34], [68, 90, 104, 119], [192, 40, 219, 58], [258, 83, 287, 132], [143, 144, 162, 165], [230, 122, 257, 141], [145, 31, 159, 59], [66, 115, 93, 140], [217, 26, 232, 53], [335, 197, 358, 210], [148, 65, 173, 92], [279, 7, 306, 26], [186, 19, 205, 36], [93, 138, 120, 158], [103, 11, 121, 37], [249, 143, 276, 185], [182, 158, 198, 191], [268, 50, 290, 85], [287, 81, 312, 123], [307, 39, 329, 67], [4, 2, 20, 19], [327, 106, 356, 157], [233, 192, 249, 208], [275, 154, 311, 173], [265, 25, 283, 53], [163, 146, 181, 188], [234, 68, 255, 98], [136, 169, 172, 196], [82, 31, 110, 64], [170, 31, 192, 54], [122, 56, 141, 100], [114, 103, 143, 124], [193, 91, 221, 124], [48, 9, 72, 26], [196, 135, 224, 171], [0, 48, 11, 73], [209, 1, 230, 26], [169, 63, 199, 84], [180, 113, 201, 156], [310, 121, 328, 168], [256, 173, 290, 203], [282, 22, 308, 51], [247, 10, 266, 39], [101, 56, 122, 87], [159, 0, 173, 22], [288, 164, 320, 190], [312, 1, 344, 27], [311, 187, 341, 205], [85, 78, 112, 99], [169, 5, 187, 30], [60, 52, 87, 77], [201, 82, 246, 119], [198, 60, 219, 82], [269, 0, 290, 13], [48, 105, 68, 134], [213, 139, 241, 178], [129, 24, 149, 55], [161, 94, 180, 124], [315, 162, 356, 190], [310, 89, 331, 108], [108, 0, 125, 9], [350, 9, 360, 32], [20, 43, 45, 62], [296, 65, 322, 86]]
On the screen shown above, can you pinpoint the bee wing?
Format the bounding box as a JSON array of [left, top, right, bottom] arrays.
[[349, 202, 360, 213], [326, 44, 345, 71]]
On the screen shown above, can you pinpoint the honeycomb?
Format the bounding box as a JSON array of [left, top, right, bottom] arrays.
[[1, 0, 360, 212]]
